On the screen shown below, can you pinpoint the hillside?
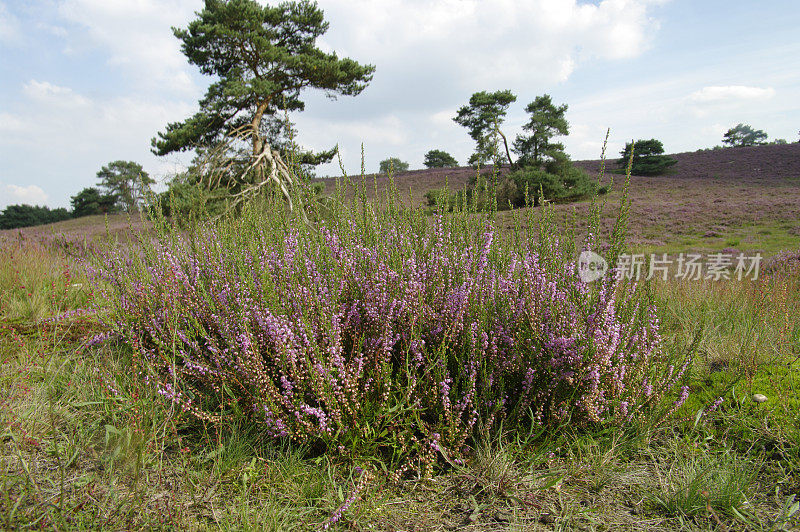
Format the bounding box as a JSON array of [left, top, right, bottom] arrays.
[[317, 142, 800, 202], [574, 141, 800, 180], [566, 143, 800, 253], [316, 143, 800, 254], [5, 143, 800, 255]]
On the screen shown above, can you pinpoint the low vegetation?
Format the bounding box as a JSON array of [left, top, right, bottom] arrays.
[[1, 156, 798, 529]]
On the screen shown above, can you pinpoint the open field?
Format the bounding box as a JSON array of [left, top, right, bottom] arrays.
[[1, 144, 799, 530]]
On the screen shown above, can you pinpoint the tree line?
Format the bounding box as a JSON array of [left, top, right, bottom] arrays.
[[0, 161, 154, 230]]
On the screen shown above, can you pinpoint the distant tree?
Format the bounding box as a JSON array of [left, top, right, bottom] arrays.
[[70, 187, 118, 218], [453, 90, 517, 166], [151, 0, 374, 210], [96, 161, 154, 212], [617, 139, 677, 176], [772, 138, 787, 145], [379, 157, 409, 175], [512, 94, 569, 169], [0, 204, 71, 230], [722, 124, 768, 147], [423, 149, 458, 168]]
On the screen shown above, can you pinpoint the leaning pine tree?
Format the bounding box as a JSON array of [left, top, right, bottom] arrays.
[[151, 0, 375, 210]]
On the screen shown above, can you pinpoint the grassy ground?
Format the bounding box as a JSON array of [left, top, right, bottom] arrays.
[[1, 213, 798, 530]]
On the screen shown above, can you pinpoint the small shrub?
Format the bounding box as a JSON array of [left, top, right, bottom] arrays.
[[92, 178, 686, 468], [506, 156, 598, 206], [763, 248, 800, 277], [157, 175, 227, 220], [423, 188, 452, 208], [71, 187, 118, 218]]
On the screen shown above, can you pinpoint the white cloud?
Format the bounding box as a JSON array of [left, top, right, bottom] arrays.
[[294, 0, 668, 173], [57, 0, 200, 95], [0, 2, 23, 44], [23, 80, 91, 107], [430, 109, 458, 127], [690, 85, 776, 102], [36, 22, 68, 38], [317, 0, 662, 88], [704, 123, 730, 138], [16, 81, 195, 149], [1, 80, 196, 206], [0, 113, 32, 134], [2, 184, 49, 207], [301, 114, 409, 147]]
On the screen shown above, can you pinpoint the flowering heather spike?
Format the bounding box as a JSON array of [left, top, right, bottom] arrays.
[[43, 306, 97, 323], [93, 199, 687, 466], [86, 331, 116, 347]]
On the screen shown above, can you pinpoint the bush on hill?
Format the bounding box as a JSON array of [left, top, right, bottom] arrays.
[[617, 139, 677, 176], [70, 187, 119, 218], [722, 124, 768, 147], [379, 157, 409, 175], [423, 149, 458, 168], [505, 162, 600, 206], [428, 154, 602, 211]]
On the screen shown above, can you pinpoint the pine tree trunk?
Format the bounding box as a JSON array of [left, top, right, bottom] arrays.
[[251, 100, 270, 180]]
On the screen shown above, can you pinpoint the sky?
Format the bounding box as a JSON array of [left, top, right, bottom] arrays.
[[1, 0, 799, 210]]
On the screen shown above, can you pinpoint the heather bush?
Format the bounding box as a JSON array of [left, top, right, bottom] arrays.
[[763, 248, 800, 278], [91, 169, 688, 469]]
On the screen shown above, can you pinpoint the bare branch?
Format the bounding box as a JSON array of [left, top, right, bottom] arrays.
[[194, 123, 309, 223]]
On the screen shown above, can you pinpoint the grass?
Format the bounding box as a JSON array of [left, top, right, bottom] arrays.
[[0, 236, 91, 323], [1, 181, 799, 530], [637, 220, 800, 256]]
